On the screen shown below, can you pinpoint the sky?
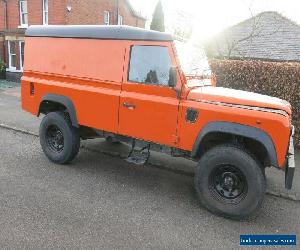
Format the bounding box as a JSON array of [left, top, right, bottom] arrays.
[[129, 0, 300, 41]]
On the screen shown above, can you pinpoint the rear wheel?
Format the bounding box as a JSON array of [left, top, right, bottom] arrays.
[[39, 112, 80, 164], [195, 144, 266, 220]]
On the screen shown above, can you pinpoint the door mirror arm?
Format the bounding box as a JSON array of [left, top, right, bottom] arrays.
[[168, 66, 177, 88], [168, 66, 181, 99]]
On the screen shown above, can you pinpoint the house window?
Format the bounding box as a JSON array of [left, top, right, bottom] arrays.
[[19, 41, 25, 70], [43, 0, 48, 25], [8, 41, 17, 71], [118, 15, 123, 25], [104, 11, 110, 25], [19, 0, 28, 27], [128, 46, 172, 86]]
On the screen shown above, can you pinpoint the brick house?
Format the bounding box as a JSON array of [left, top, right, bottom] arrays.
[[0, 0, 146, 81]]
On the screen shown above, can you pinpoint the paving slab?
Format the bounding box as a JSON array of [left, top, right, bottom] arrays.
[[0, 86, 299, 200]]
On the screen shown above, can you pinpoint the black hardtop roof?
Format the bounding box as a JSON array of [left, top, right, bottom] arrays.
[[25, 25, 173, 41]]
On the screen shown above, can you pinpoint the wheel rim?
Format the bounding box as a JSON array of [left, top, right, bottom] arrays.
[[209, 164, 248, 204], [46, 125, 64, 153]]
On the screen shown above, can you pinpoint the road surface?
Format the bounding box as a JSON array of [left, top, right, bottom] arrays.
[[0, 127, 299, 249]]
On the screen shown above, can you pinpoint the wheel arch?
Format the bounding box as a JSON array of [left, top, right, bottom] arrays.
[[38, 94, 79, 127], [191, 121, 278, 167]]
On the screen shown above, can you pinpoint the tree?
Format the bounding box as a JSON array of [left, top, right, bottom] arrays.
[[150, 0, 165, 32], [170, 10, 194, 41]]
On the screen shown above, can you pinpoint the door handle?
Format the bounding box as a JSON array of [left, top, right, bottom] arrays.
[[123, 102, 136, 110]]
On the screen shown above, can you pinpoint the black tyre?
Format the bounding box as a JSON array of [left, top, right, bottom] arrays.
[[39, 112, 80, 164], [195, 144, 266, 220]]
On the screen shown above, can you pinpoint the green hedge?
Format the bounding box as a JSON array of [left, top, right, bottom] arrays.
[[210, 59, 300, 146], [0, 60, 5, 79]]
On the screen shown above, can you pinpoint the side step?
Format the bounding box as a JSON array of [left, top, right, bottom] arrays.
[[125, 140, 150, 165]]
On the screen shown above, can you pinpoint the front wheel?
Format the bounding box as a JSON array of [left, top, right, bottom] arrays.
[[195, 144, 266, 220], [39, 112, 80, 164]]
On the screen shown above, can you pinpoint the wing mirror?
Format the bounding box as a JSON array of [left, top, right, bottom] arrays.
[[168, 66, 177, 88]]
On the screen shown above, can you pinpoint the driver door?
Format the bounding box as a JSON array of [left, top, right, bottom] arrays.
[[118, 43, 181, 147]]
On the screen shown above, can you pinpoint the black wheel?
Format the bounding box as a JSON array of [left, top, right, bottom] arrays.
[[39, 112, 80, 164], [195, 144, 266, 220]]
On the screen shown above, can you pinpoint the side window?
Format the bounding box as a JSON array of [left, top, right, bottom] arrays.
[[19, 0, 28, 27], [8, 41, 17, 70], [19, 41, 25, 70], [128, 46, 172, 86]]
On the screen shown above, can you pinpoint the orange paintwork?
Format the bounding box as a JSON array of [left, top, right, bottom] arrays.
[[21, 36, 292, 168]]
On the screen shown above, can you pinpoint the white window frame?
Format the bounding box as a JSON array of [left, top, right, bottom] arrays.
[[8, 41, 17, 71], [118, 15, 123, 25], [42, 0, 49, 25], [104, 11, 110, 25], [19, 0, 28, 27], [19, 41, 25, 71]]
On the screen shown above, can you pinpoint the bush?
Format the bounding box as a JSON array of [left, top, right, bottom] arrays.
[[0, 60, 5, 72], [0, 60, 6, 79], [210, 59, 300, 147]]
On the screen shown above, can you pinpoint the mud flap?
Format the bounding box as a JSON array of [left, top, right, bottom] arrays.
[[285, 127, 295, 190]]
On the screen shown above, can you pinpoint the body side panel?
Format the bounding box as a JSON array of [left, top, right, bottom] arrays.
[[22, 74, 122, 133], [22, 37, 126, 133], [24, 37, 125, 82]]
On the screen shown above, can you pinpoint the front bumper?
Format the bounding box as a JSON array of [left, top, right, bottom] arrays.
[[285, 126, 295, 190]]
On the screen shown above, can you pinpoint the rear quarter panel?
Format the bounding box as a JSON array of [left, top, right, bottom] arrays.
[[22, 37, 126, 133]]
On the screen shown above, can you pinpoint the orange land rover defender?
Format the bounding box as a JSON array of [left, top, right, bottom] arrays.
[[21, 25, 295, 219]]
